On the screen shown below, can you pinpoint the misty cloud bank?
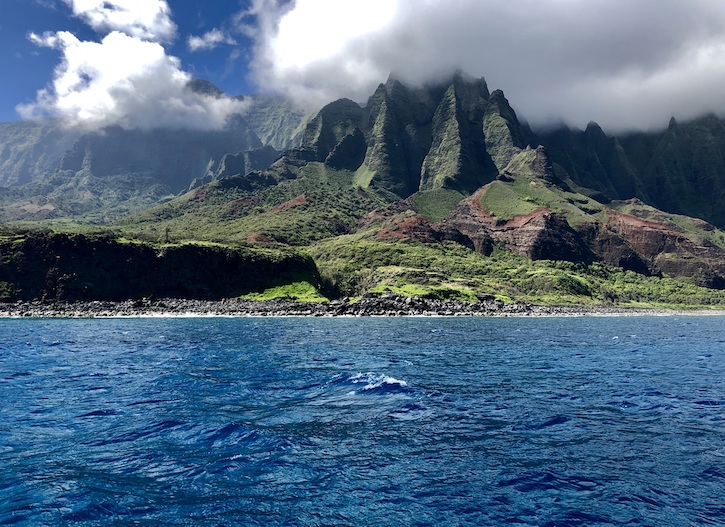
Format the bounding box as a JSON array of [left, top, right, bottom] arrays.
[[246, 0, 725, 131], [19, 0, 245, 131], [23, 0, 725, 132]]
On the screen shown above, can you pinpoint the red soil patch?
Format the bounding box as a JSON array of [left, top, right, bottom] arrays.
[[192, 186, 208, 201], [496, 208, 549, 230], [467, 186, 492, 217], [270, 194, 307, 213], [222, 197, 259, 216], [375, 215, 436, 241], [228, 197, 258, 207]]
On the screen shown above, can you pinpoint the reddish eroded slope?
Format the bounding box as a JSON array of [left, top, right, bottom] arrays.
[[270, 194, 307, 213], [444, 188, 591, 261], [372, 213, 474, 249], [599, 209, 725, 286]]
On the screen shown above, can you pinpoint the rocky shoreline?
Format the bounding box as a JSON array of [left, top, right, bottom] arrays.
[[0, 294, 721, 318]]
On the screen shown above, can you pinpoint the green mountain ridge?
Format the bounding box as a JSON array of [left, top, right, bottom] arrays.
[[2, 75, 725, 307], [539, 114, 725, 228], [0, 120, 81, 187], [113, 76, 725, 296]]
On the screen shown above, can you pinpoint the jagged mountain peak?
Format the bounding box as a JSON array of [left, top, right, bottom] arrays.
[[301, 98, 365, 162], [483, 89, 531, 171], [186, 79, 224, 98], [584, 121, 605, 135], [297, 74, 506, 198], [451, 73, 490, 110]]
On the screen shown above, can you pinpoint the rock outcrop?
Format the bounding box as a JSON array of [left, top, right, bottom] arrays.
[[0, 233, 317, 301], [600, 209, 725, 287], [444, 188, 591, 262]]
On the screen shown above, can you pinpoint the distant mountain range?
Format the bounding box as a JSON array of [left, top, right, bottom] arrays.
[[2, 74, 725, 303], [0, 84, 310, 221]]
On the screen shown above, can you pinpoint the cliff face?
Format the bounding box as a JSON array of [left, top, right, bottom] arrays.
[[539, 114, 725, 229], [445, 197, 593, 263], [242, 93, 309, 151], [298, 74, 515, 199], [0, 121, 80, 187], [598, 208, 725, 288], [0, 233, 318, 301]]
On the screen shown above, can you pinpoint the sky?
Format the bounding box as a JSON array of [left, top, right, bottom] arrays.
[[3, 0, 725, 132]]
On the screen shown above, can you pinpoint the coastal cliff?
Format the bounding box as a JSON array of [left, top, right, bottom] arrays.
[[0, 232, 317, 301]]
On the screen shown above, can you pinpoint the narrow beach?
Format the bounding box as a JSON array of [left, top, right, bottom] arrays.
[[1, 295, 723, 318]]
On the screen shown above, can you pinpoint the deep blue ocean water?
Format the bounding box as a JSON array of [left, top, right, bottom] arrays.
[[1, 316, 725, 526]]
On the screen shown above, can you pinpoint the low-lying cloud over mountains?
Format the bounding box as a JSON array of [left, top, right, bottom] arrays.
[[20, 0, 725, 132], [249, 0, 725, 131]]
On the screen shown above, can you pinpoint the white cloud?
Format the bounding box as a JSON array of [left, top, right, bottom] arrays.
[[245, 0, 398, 109], [21, 0, 246, 130], [245, 0, 725, 131], [188, 29, 237, 52], [61, 0, 176, 42]]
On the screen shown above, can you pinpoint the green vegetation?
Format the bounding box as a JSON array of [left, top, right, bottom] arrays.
[[353, 164, 376, 189], [242, 279, 329, 303], [420, 86, 463, 191], [482, 90, 528, 171], [3, 75, 725, 309], [307, 236, 725, 308], [0, 231, 318, 301], [480, 181, 540, 220], [480, 150, 604, 226], [119, 162, 389, 246], [480, 177, 601, 227], [411, 189, 466, 222], [5, 203, 725, 308]]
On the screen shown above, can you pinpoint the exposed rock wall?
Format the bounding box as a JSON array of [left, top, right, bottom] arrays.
[[0, 233, 317, 301]]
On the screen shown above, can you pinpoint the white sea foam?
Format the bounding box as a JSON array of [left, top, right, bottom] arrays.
[[349, 372, 408, 391]]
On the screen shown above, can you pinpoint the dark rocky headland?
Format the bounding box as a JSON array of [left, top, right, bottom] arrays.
[[0, 232, 316, 302]]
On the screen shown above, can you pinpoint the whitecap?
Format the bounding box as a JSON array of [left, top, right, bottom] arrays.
[[348, 372, 408, 391]]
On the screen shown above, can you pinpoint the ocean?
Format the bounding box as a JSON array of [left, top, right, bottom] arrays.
[[1, 316, 724, 526]]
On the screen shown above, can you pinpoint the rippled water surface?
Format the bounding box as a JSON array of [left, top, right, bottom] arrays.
[[2, 316, 725, 526]]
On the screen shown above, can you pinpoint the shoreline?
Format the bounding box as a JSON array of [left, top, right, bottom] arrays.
[[1, 295, 724, 318]]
